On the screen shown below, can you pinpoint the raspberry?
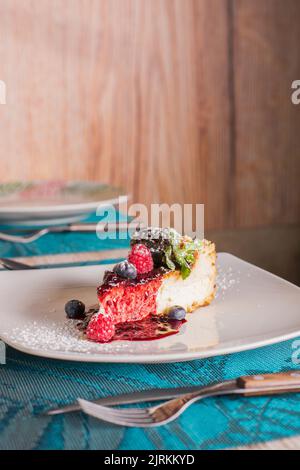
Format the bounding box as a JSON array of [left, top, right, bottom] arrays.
[[86, 310, 115, 343], [128, 243, 154, 274]]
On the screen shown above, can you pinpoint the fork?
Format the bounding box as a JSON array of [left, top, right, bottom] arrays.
[[0, 221, 140, 244], [78, 371, 300, 427]]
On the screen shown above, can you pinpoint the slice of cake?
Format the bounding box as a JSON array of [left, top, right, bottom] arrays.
[[73, 228, 216, 343]]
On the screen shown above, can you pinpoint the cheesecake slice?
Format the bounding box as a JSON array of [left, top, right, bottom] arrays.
[[84, 228, 216, 342]]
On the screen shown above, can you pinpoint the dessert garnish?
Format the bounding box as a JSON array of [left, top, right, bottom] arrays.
[[128, 243, 154, 274], [65, 227, 216, 343], [113, 260, 137, 279], [86, 306, 115, 343], [166, 306, 187, 321], [131, 227, 202, 279], [65, 299, 86, 319]]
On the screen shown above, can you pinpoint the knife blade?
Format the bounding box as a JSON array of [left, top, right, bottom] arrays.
[[2, 248, 129, 269], [46, 382, 233, 415], [0, 257, 38, 270]]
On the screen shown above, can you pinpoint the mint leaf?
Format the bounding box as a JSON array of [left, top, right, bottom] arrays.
[[180, 264, 191, 280], [164, 246, 176, 270], [171, 240, 194, 279], [146, 228, 202, 279]]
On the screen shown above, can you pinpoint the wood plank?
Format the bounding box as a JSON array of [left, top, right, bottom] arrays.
[[233, 0, 300, 227], [0, 0, 232, 230], [1, 1, 299, 230], [0, 0, 138, 197], [132, 0, 232, 230]]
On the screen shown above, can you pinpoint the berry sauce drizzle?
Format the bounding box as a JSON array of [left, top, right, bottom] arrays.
[[78, 309, 186, 343], [112, 315, 186, 342]]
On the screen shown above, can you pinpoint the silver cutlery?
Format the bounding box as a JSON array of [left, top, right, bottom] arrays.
[[46, 385, 205, 416], [77, 371, 300, 427], [0, 257, 38, 270], [0, 248, 129, 270], [0, 221, 140, 244]]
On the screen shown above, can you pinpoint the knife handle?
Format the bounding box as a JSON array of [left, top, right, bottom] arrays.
[[237, 371, 300, 396]]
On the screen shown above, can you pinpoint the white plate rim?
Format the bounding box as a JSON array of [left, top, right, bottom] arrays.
[[0, 195, 128, 215], [2, 328, 300, 364]]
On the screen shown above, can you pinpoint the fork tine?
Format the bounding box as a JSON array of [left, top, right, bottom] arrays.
[[106, 407, 150, 416], [0, 228, 47, 244], [96, 407, 153, 422], [109, 414, 153, 423], [106, 414, 154, 424], [78, 399, 155, 427], [84, 401, 153, 417]]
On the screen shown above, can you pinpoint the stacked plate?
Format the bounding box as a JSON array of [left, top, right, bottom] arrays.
[[0, 181, 127, 227]]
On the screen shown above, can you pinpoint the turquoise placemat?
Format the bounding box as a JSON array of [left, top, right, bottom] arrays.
[[0, 215, 300, 450]]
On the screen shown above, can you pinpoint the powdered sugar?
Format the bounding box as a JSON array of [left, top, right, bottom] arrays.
[[215, 266, 240, 299], [9, 320, 92, 353], [8, 319, 139, 354]]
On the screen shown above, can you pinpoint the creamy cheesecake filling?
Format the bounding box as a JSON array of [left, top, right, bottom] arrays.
[[156, 250, 216, 313]]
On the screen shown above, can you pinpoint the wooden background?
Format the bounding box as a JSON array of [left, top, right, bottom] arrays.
[[0, 0, 299, 230]]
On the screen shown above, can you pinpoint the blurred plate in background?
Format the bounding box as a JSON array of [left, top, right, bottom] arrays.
[[0, 181, 127, 225]]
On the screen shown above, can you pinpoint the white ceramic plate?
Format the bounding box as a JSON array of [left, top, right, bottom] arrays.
[[0, 181, 127, 223], [0, 253, 299, 363]]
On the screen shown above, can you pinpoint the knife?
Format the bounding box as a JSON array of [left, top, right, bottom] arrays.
[[0, 248, 129, 269], [0, 257, 38, 270], [46, 384, 217, 415]]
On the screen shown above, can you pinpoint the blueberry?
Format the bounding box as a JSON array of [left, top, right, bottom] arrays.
[[113, 260, 137, 279], [65, 299, 86, 319], [167, 306, 186, 321]]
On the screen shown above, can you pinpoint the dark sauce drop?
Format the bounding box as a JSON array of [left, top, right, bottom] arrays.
[[112, 314, 186, 342]]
